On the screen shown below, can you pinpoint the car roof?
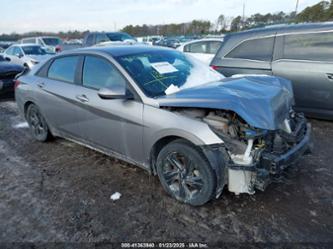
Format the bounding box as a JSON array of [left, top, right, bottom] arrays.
[[15, 43, 41, 47], [181, 38, 224, 46], [87, 31, 129, 35], [216, 22, 333, 57], [224, 22, 333, 42], [64, 45, 175, 57]]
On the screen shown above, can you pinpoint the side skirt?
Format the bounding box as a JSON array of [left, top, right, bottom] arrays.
[[52, 130, 152, 174]]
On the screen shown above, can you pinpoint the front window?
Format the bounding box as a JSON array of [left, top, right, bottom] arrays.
[[22, 46, 46, 55], [82, 56, 127, 90], [5, 47, 15, 55], [115, 50, 223, 98], [42, 38, 62, 46], [106, 33, 135, 42]]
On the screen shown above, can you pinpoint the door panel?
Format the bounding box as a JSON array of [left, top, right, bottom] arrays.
[[76, 55, 144, 163], [33, 55, 85, 138], [73, 87, 144, 163], [272, 60, 333, 111], [34, 78, 86, 138]]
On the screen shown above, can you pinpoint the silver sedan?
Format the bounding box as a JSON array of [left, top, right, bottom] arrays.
[[15, 46, 311, 205]]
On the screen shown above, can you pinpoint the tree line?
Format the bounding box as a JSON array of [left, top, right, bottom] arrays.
[[1, 0, 333, 41]]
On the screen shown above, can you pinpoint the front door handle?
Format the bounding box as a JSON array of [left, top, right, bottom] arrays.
[[37, 82, 45, 88], [327, 73, 333, 81], [76, 94, 89, 103]]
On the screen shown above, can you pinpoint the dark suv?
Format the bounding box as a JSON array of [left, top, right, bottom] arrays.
[[211, 22, 333, 119], [83, 32, 136, 47]]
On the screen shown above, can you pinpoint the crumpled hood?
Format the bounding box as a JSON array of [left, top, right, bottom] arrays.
[[157, 75, 294, 130], [0, 62, 24, 75]]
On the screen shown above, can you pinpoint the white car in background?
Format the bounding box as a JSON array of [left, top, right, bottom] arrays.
[[177, 38, 224, 65], [19, 36, 63, 53], [3, 44, 52, 69]]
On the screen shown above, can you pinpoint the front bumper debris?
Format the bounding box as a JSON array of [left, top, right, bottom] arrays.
[[227, 121, 311, 194]]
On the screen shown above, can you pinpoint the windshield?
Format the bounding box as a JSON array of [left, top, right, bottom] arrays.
[[106, 33, 135, 42], [22, 46, 46, 55], [42, 38, 62, 46], [115, 50, 224, 98]]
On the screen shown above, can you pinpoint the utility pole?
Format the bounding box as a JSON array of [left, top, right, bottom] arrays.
[[241, 1, 246, 30], [295, 0, 300, 14]]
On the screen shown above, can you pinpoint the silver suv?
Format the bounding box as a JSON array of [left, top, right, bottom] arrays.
[[15, 46, 311, 205]]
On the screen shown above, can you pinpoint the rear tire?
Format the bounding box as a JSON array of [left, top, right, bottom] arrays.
[[26, 104, 51, 142], [156, 139, 216, 206]]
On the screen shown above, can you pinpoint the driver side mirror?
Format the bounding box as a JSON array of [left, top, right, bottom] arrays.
[[98, 85, 133, 100], [15, 53, 23, 58]]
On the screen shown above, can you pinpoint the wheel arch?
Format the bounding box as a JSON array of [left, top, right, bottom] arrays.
[[149, 134, 228, 198], [23, 100, 35, 118]]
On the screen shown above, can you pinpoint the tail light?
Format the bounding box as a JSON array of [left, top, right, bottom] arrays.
[[14, 79, 21, 90], [55, 45, 62, 52], [211, 65, 222, 71]]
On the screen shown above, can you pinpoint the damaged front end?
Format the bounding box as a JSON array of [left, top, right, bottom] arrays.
[[169, 107, 311, 197], [206, 109, 311, 196]]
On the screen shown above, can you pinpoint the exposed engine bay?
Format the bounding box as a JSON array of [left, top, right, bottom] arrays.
[[165, 107, 310, 196]]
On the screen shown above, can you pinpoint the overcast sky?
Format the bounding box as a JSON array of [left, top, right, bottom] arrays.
[[0, 0, 323, 33]]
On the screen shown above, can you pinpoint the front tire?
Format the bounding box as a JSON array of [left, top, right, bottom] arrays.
[[26, 104, 51, 142], [156, 139, 216, 206]]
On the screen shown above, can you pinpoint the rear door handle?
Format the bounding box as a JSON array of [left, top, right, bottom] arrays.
[[37, 82, 45, 88], [76, 94, 89, 103], [327, 73, 333, 81]]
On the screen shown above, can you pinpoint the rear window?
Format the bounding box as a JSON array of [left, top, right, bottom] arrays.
[[184, 41, 208, 53], [22, 38, 35, 44], [280, 32, 333, 62], [22, 46, 46, 55], [86, 35, 94, 46], [48, 56, 79, 83], [208, 41, 222, 54], [106, 33, 134, 41], [226, 37, 274, 61], [42, 38, 62, 46]]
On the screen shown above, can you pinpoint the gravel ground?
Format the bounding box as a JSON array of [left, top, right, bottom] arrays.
[[0, 100, 332, 247]]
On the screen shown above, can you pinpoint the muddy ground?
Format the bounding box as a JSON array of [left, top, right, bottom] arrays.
[[0, 100, 332, 247]]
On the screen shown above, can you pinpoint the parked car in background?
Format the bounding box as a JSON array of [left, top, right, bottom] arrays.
[[19, 36, 63, 53], [210, 22, 333, 120], [0, 41, 14, 52], [15, 46, 310, 205], [3, 44, 52, 69], [83, 32, 137, 47], [157, 38, 181, 48], [177, 38, 224, 65], [0, 54, 24, 99], [139, 36, 163, 45], [64, 39, 83, 45]]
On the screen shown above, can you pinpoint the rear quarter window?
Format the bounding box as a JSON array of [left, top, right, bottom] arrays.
[[279, 32, 333, 62], [47, 56, 79, 83], [225, 37, 275, 61]]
